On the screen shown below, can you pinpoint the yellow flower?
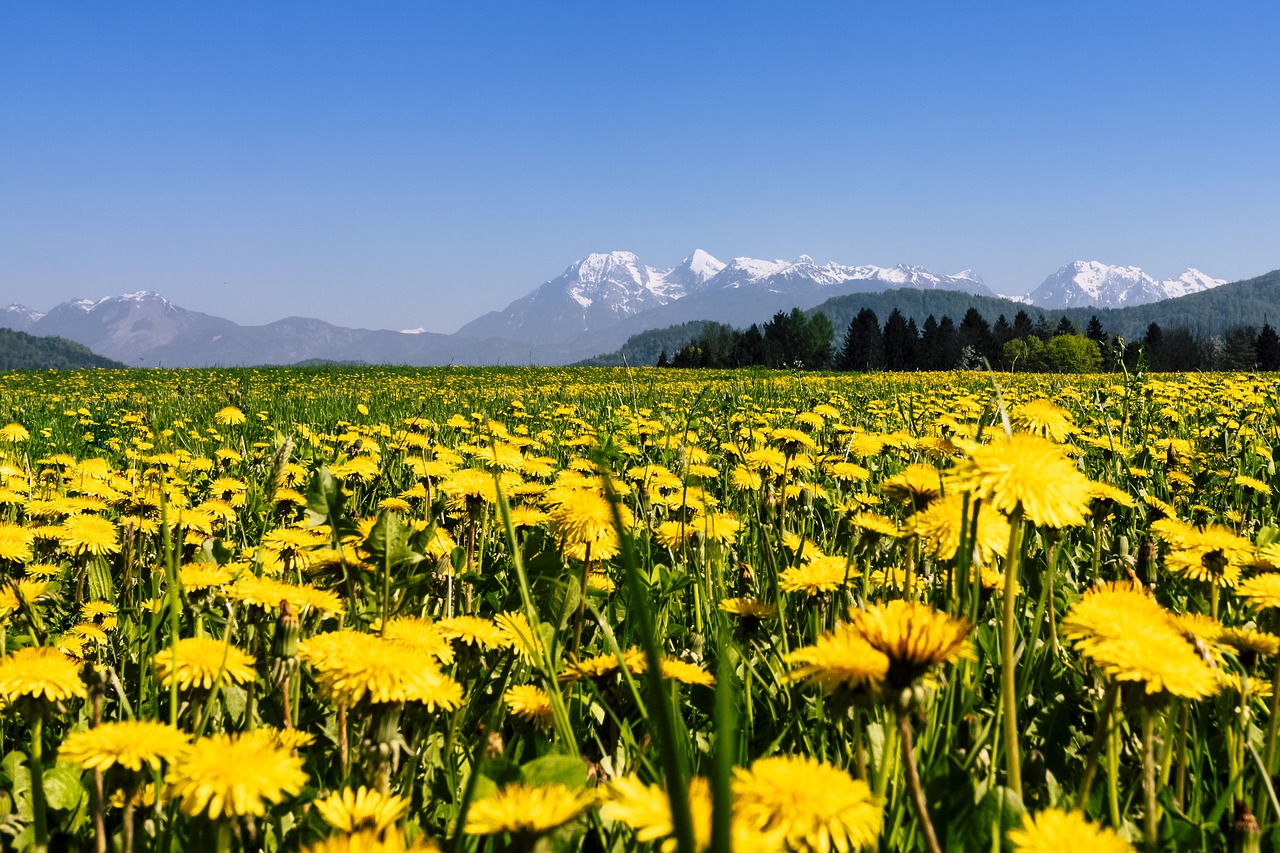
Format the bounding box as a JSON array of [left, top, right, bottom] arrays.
[[165, 731, 307, 819], [719, 598, 778, 620], [847, 601, 973, 689], [300, 631, 463, 709], [908, 492, 1010, 566], [0, 645, 87, 703], [881, 463, 943, 509], [786, 624, 890, 696], [313, 786, 410, 833], [58, 720, 189, 772], [154, 637, 257, 690], [779, 555, 856, 597], [949, 433, 1091, 528], [1011, 399, 1076, 443], [601, 775, 712, 851], [0, 423, 30, 443], [0, 578, 49, 619], [435, 615, 505, 649], [548, 489, 631, 562], [1008, 808, 1135, 852], [733, 755, 883, 852], [464, 783, 595, 837], [1062, 581, 1218, 699], [1163, 524, 1253, 588], [503, 685, 555, 730], [213, 406, 247, 426], [57, 513, 121, 556], [179, 562, 236, 592], [1237, 573, 1280, 611], [0, 523, 34, 563], [378, 617, 455, 665], [303, 830, 440, 853]]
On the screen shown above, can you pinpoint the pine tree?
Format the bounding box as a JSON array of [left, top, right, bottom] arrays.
[[1257, 323, 1280, 371]]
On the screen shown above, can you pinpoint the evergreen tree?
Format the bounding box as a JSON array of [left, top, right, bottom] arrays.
[[1012, 310, 1034, 341], [1085, 315, 1108, 347], [836, 308, 883, 371], [993, 314, 1014, 349], [959, 307, 995, 364], [1055, 316, 1078, 337], [919, 315, 941, 369], [1258, 323, 1280, 371], [882, 309, 917, 370], [1032, 314, 1053, 342], [656, 350, 669, 367]]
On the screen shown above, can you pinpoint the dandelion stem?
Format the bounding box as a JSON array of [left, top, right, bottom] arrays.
[[1142, 705, 1160, 853], [898, 711, 942, 853], [29, 707, 48, 853], [1076, 680, 1119, 811], [1000, 505, 1026, 798]]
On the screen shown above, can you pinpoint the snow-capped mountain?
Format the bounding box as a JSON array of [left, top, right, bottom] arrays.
[[458, 250, 993, 345], [1, 303, 45, 331], [1026, 262, 1226, 309], [455, 250, 726, 345]]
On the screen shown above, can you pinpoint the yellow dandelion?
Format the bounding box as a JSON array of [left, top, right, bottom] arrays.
[[1008, 808, 1135, 852], [548, 489, 631, 562], [313, 786, 410, 833], [881, 463, 943, 509], [0, 523, 34, 564], [1011, 399, 1076, 443], [719, 598, 778, 619], [0, 645, 87, 703], [464, 783, 595, 837], [302, 830, 440, 853], [165, 731, 307, 819], [57, 513, 121, 556], [601, 775, 713, 851], [435, 615, 505, 649], [733, 755, 883, 853], [949, 433, 1091, 528], [58, 720, 189, 772], [0, 423, 30, 443], [300, 632, 463, 709], [786, 624, 890, 696], [179, 561, 236, 592], [1238, 573, 1280, 611], [503, 685, 555, 730], [847, 600, 973, 689], [779, 555, 856, 597], [0, 578, 49, 619], [908, 492, 1010, 566], [213, 406, 247, 426], [154, 637, 257, 690]]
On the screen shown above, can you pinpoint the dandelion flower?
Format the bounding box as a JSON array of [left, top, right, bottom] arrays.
[[464, 783, 595, 837], [503, 685, 555, 730], [0, 646, 87, 703], [780, 556, 856, 597], [1011, 399, 1076, 443], [154, 637, 257, 690], [733, 755, 883, 853], [300, 632, 462, 710], [213, 406, 247, 426], [786, 624, 890, 696], [548, 489, 631, 562], [165, 731, 307, 819], [1008, 808, 1134, 852], [847, 601, 973, 689], [303, 830, 440, 853], [58, 720, 188, 772], [313, 786, 410, 833], [1237, 573, 1280, 611], [601, 775, 712, 851], [57, 513, 121, 556], [949, 433, 1091, 528], [881, 464, 943, 509], [0, 524, 34, 564]]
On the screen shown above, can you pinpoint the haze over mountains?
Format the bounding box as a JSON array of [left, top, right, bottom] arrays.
[[0, 251, 1238, 367]]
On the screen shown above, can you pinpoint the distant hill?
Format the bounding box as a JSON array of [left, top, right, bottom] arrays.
[[580, 269, 1280, 365], [0, 327, 125, 369]]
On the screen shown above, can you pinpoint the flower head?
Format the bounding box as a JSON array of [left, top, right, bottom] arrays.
[[0, 646, 87, 703], [464, 783, 595, 837], [313, 786, 410, 833], [786, 624, 890, 697], [300, 631, 462, 709], [949, 433, 1091, 528], [1008, 808, 1134, 852], [165, 730, 307, 819], [58, 720, 189, 772], [733, 755, 883, 852], [503, 685, 555, 730], [154, 637, 257, 690], [847, 600, 972, 689]]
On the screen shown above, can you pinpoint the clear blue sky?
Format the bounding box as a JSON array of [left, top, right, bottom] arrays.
[[3, 2, 1277, 332]]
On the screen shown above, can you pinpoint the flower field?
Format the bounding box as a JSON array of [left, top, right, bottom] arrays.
[[1, 365, 1279, 852]]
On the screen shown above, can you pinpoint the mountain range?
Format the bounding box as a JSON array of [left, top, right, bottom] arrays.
[[0, 252, 1242, 367]]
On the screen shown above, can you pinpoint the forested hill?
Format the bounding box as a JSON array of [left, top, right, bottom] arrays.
[[812, 268, 1280, 342], [0, 328, 126, 369], [580, 268, 1280, 366]]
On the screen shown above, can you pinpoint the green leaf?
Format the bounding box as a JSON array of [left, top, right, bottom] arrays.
[[42, 765, 87, 812], [520, 755, 589, 789], [305, 466, 357, 538], [364, 509, 424, 569]]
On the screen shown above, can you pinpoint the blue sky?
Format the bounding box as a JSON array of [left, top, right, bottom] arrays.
[[3, 2, 1277, 332]]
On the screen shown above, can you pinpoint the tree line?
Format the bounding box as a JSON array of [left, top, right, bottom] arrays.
[[657, 306, 1280, 372]]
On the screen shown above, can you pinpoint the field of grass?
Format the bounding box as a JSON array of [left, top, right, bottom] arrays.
[[1, 365, 1278, 852]]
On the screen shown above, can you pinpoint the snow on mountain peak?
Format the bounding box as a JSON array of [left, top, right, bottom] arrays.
[[1027, 261, 1226, 308]]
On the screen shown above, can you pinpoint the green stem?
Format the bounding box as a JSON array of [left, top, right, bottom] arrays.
[[1143, 706, 1160, 853], [1001, 506, 1026, 798], [1258, 656, 1280, 820], [29, 708, 48, 853], [898, 711, 942, 853], [1076, 680, 1120, 811]]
